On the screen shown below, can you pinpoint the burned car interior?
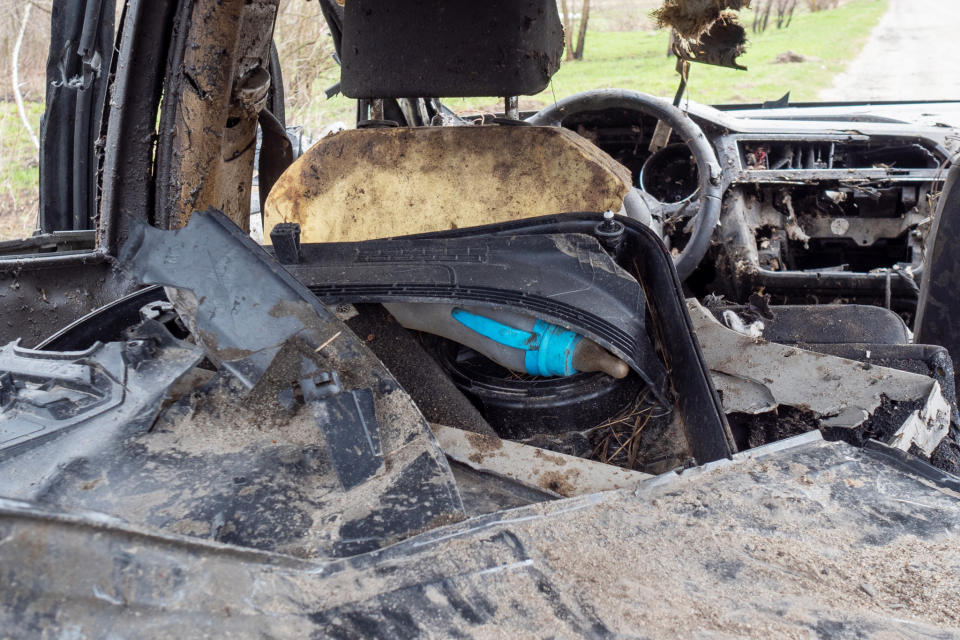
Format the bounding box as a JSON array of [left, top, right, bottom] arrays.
[[4, 0, 960, 636]]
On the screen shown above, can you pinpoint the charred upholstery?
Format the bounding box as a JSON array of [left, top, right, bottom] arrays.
[[340, 0, 564, 98], [263, 126, 632, 243], [263, 0, 631, 243]]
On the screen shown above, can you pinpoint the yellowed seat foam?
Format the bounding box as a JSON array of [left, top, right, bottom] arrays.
[[263, 125, 632, 244]]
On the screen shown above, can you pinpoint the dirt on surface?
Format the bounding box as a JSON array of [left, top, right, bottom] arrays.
[[775, 50, 810, 64], [459, 442, 960, 638], [820, 0, 960, 101], [281, 438, 960, 639]]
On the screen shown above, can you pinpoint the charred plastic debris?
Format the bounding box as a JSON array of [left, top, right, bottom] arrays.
[[0, 207, 733, 532], [5, 0, 960, 634], [2, 203, 958, 544], [2, 212, 467, 557], [3, 0, 960, 521], [6, 205, 960, 635]]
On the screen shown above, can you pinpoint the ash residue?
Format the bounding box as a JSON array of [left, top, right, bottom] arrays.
[[521, 431, 593, 459], [820, 395, 924, 449], [728, 405, 818, 450], [931, 426, 960, 474]]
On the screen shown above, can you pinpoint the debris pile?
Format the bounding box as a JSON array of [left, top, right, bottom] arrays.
[[653, 0, 751, 40], [774, 50, 808, 63]]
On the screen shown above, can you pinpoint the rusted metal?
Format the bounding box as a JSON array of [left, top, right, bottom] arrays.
[[161, 0, 279, 231]]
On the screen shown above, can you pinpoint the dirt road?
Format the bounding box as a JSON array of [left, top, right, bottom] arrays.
[[820, 0, 960, 101]]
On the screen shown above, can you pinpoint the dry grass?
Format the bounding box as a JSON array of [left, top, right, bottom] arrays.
[[0, 187, 37, 239], [588, 390, 672, 469], [652, 0, 751, 39], [0, 0, 49, 99], [272, 0, 343, 128]]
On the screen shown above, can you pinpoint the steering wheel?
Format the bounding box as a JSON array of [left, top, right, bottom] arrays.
[[526, 89, 722, 281]]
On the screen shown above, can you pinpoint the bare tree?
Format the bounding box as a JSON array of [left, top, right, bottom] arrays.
[[776, 0, 798, 28], [11, 3, 38, 152], [753, 0, 799, 33], [560, 0, 574, 61], [559, 0, 590, 62], [573, 0, 590, 60]]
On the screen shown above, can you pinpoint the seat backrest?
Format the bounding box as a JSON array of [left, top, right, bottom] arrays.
[[340, 0, 563, 98], [263, 126, 631, 244]]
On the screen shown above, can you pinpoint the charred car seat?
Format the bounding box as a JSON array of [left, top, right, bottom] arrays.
[[263, 0, 633, 243]]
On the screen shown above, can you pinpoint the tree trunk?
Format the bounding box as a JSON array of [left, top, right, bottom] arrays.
[[12, 3, 39, 152], [761, 1, 772, 31], [573, 0, 590, 60], [561, 0, 574, 61]]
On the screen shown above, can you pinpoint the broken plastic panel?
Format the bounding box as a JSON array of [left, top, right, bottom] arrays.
[[689, 300, 952, 456], [0, 208, 469, 559], [0, 320, 203, 490], [287, 213, 737, 464]]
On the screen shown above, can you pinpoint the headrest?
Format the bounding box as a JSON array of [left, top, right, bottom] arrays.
[[340, 0, 564, 98]]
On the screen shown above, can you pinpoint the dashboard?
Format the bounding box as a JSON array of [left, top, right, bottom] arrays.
[[560, 100, 960, 319]]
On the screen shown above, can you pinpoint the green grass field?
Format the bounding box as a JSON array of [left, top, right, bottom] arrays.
[[0, 101, 43, 238], [540, 0, 887, 104], [447, 0, 888, 114], [293, 1, 889, 124], [0, 101, 42, 191]]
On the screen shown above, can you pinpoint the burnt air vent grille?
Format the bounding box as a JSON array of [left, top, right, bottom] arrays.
[[739, 139, 940, 172]]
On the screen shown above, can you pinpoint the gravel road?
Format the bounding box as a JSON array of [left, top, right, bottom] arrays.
[[820, 0, 960, 101]]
